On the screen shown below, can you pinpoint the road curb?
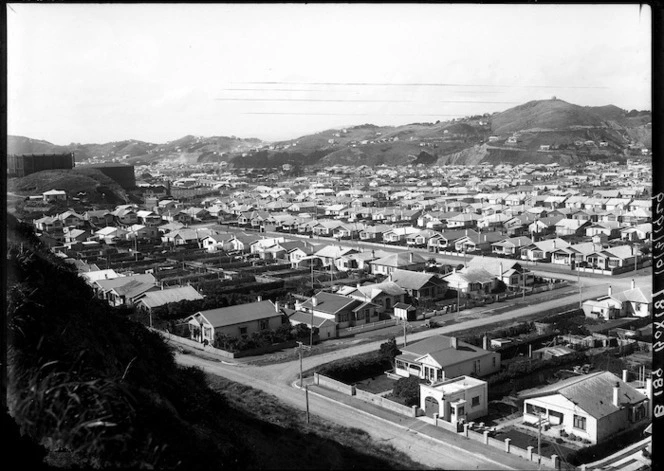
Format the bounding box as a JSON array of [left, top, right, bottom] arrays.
[[295, 381, 542, 470]]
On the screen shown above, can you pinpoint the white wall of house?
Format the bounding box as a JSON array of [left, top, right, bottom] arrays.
[[523, 395, 597, 443]]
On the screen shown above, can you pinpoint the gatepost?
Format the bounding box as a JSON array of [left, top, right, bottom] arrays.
[[504, 438, 511, 453], [463, 423, 469, 438], [527, 446, 533, 461], [483, 430, 489, 444], [551, 454, 559, 469]]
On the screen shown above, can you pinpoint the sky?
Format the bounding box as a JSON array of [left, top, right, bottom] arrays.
[[7, 3, 652, 144]]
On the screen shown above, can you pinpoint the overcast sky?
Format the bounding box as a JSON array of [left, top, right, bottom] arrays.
[[7, 3, 652, 144]]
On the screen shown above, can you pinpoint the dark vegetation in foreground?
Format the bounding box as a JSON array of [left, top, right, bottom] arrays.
[[5, 215, 424, 470]]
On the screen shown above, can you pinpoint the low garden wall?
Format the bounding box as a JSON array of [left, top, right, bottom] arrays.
[[155, 329, 301, 359], [354, 388, 418, 417], [338, 319, 399, 337], [465, 427, 569, 470], [314, 373, 356, 395]]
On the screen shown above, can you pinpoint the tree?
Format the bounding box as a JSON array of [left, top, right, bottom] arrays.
[[379, 337, 401, 367], [393, 376, 420, 407]]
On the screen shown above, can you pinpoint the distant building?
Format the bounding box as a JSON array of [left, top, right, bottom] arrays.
[[8, 153, 75, 177]]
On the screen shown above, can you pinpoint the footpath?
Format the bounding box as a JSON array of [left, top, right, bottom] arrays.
[[297, 378, 556, 470]]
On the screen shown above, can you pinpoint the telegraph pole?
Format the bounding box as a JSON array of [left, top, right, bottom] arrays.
[[401, 318, 410, 347], [538, 413, 542, 470], [296, 341, 311, 388], [305, 385, 310, 424], [310, 262, 315, 347]]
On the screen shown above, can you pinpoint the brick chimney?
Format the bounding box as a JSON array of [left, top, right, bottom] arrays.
[[450, 337, 458, 349], [608, 285, 612, 296], [312, 296, 318, 307], [631, 279, 636, 289], [483, 335, 489, 350], [274, 300, 280, 312], [613, 382, 620, 407], [622, 369, 628, 383], [409, 252, 414, 263], [257, 295, 262, 302]]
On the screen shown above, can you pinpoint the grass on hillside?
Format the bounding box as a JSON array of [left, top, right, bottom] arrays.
[[206, 375, 428, 470]]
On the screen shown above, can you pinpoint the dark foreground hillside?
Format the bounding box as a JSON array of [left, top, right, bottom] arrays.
[[5, 215, 424, 470]]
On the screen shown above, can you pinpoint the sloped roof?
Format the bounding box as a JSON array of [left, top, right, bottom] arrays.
[[519, 371, 647, 419], [192, 300, 281, 328], [398, 335, 492, 368], [390, 268, 445, 290], [372, 251, 428, 268], [301, 292, 360, 314], [96, 273, 157, 292], [136, 286, 204, 309]]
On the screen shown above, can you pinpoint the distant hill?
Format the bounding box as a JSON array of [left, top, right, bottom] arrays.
[[9, 98, 650, 169]]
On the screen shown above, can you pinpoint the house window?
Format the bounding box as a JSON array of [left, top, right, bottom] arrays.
[[457, 406, 465, 416], [573, 414, 586, 431], [526, 403, 546, 416], [259, 320, 268, 330], [239, 327, 248, 336], [471, 396, 480, 407]]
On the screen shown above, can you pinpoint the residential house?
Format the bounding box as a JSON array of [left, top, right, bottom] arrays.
[[57, 210, 85, 228], [585, 222, 622, 239], [42, 189, 67, 202], [389, 268, 448, 301], [520, 238, 570, 262], [94, 226, 128, 244], [64, 228, 92, 244], [466, 257, 534, 289], [453, 231, 503, 253], [136, 210, 163, 227], [420, 376, 489, 422], [201, 234, 228, 252], [314, 245, 359, 269], [520, 371, 649, 445], [620, 223, 651, 242], [406, 229, 439, 248], [299, 292, 379, 330], [135, 285, 205, 313], [84, 210, 115, 227], [527, 215, 565, 237], [359, 224, 393, 241], [382, 226, 421, 244], [446, 213, 481, 229], [94, 273, 159, 307], [288, 310, 338, 340], [555, 219, 591, 237], [112, 206, 139, 226], [33, 216, 64, 233], [185, 300, 287, 344], [491, 236, 533, 256], [395, 335, 500, 381], [442, 267, 497, 298], [370, 251, 428, 276], [339, 280, 407, 314]]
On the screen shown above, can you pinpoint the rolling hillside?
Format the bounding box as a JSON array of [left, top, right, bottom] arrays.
[[8, 98, 650, 169]]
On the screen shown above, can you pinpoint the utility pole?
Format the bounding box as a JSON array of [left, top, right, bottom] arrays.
[[305, 384, 310, 424], [400, 318, 410, 347], [578, 267, 582, 309], [538, 413, 542, 470], [296, 341, 311, 388], [310, 261, 315, 347]]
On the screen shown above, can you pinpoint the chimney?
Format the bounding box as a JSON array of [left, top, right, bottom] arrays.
[[312, 296, 318, 307], [274, 300, 280, 312], [257, 295, 262, 302], [356, 283, 361, 289], [499, 262, 503, 277], [388, 273, 393, 282], [613, 382, 620, 407], [409, 252, 414, 263], [608, 285, 612, 296], [528, 344, 533, 358], [450, 337, 458, 349], [622, 369, 628, 383], [631, 279, 636, 290], [483, 335, 489, 350]]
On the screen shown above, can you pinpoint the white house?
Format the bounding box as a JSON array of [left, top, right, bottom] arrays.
[[420, 375, 489, 423], [520, 371, 649, 445]]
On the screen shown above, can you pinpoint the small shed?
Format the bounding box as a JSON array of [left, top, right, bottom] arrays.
[[394, 302, 417, 321]]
